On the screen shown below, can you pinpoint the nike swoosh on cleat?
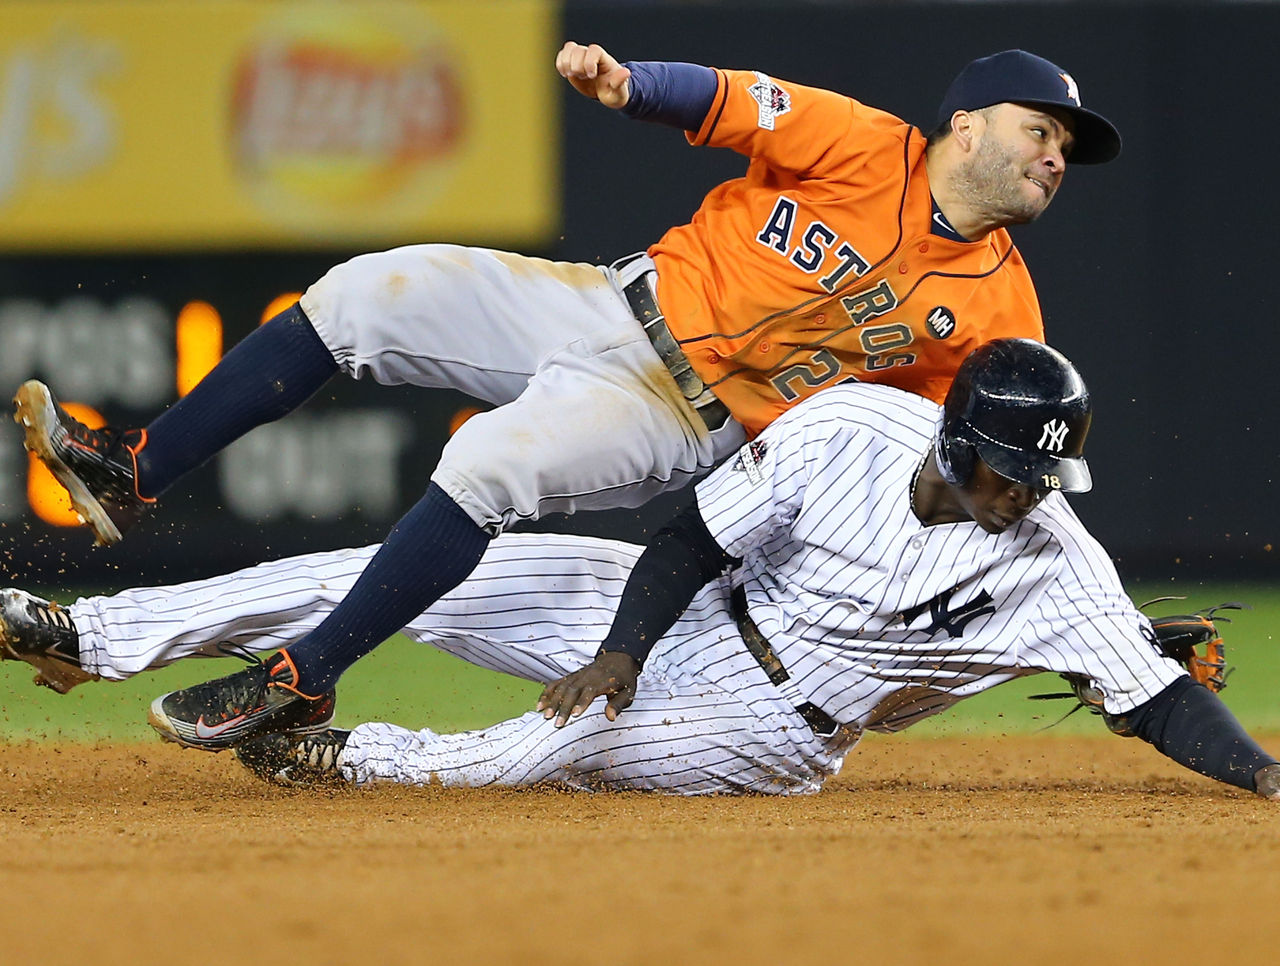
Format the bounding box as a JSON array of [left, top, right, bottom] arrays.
[[194, 714, 249, 740]]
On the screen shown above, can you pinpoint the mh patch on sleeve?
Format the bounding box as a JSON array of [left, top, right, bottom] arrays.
[[733, 440, 768, 484], [748, 72, 791, 130]]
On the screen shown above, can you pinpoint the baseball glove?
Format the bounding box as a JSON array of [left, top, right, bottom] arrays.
[[1145, 599, 1241, 693], [1031, 598, 1246, 735]]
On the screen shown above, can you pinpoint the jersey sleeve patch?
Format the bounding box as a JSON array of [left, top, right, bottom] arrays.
[[748, 72, 791, 130], [732, 440, 769, 484]]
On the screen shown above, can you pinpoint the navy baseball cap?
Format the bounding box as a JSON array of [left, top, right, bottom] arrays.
[[937, 50, 1121, 164]]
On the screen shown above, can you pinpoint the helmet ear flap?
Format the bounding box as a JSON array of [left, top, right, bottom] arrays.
[[937, 433, 975, 486]]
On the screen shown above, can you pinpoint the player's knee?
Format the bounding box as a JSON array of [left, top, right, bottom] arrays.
[[432, 413, 537, 533], [429, 467, 511, 538], [302, 244, 461, 373]]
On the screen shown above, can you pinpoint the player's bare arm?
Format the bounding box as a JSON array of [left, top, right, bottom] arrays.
[[556, 41, 631, 108]]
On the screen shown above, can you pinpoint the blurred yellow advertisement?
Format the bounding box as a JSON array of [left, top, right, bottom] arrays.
[[0, 0, 558, 250]]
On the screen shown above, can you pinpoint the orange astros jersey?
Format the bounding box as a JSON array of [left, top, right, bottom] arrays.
[[649, 68, 1044, 437]]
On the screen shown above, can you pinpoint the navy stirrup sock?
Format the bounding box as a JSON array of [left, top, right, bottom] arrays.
[[134, 304, 339, 497], [284, 483, 492, 693]]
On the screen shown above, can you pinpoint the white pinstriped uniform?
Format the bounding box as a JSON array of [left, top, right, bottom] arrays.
[[699, 383, 1183, 732], [74, 537, 845, 794], [69, 383, 1183, 795]]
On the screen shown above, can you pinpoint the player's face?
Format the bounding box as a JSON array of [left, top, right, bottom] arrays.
[[956, 459, 1050, 534], [955, 104, 1075, 225]]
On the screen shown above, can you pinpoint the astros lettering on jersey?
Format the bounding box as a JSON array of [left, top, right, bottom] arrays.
[[651, 69, 1043, 436]]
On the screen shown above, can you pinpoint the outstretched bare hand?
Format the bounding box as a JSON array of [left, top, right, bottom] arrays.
[[555, 41, 631, 109], [537, 651, 640, 728]]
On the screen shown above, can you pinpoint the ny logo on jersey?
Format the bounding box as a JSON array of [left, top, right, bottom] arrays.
[[899, 587, 996, 639], [1038, 419, 1070, 452]]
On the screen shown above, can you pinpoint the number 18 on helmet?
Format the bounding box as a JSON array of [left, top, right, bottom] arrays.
[[937, 338, 1092, 493]]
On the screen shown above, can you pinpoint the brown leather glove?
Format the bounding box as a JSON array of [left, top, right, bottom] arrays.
[[1146, 602, 1243, 693]]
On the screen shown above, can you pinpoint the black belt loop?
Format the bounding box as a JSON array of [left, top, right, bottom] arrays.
[[730, 585, 844, 740], [613, 257, 731, 434]]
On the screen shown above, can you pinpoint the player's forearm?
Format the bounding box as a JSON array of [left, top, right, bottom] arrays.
[[620, 62, 717, 129], [1126, 676, 1279, 794], [597, 499, 739, 667]]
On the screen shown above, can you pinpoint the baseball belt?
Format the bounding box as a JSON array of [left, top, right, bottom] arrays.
[[616, 265, 731, 433], [730, 584, 844, 740]]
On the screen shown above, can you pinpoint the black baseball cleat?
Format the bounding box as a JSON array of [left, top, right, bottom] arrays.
[[148, 651, 336, 751], [0, 588, 97, 694], [12, 380, 155, 546], [235, 729, 352, 787]]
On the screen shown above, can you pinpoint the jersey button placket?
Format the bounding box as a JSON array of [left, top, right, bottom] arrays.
[[899, 534, 924, 582]]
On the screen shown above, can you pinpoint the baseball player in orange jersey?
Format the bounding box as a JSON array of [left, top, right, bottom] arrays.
[[12, 43, 1120, 750], [643, 58, 1053, 430]]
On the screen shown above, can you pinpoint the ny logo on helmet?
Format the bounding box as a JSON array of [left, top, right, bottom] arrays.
[[1038, 419, 1069, 452]]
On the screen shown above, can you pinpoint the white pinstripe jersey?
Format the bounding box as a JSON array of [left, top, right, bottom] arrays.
[[695, 382, 1185, 732]]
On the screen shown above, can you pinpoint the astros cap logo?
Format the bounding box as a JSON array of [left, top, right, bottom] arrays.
[[1059, 72, 1081, 106]]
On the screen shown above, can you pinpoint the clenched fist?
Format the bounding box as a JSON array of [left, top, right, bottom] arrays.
[[556, 41, 631, 109]]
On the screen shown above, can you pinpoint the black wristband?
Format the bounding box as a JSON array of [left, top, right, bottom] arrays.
[[597, 501, 738, 668]]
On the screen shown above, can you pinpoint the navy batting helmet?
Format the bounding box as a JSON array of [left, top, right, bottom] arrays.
[[937, 338, 1092, 493]]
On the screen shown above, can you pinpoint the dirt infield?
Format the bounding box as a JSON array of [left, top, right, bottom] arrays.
[[2, 733, 1277, 966]]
